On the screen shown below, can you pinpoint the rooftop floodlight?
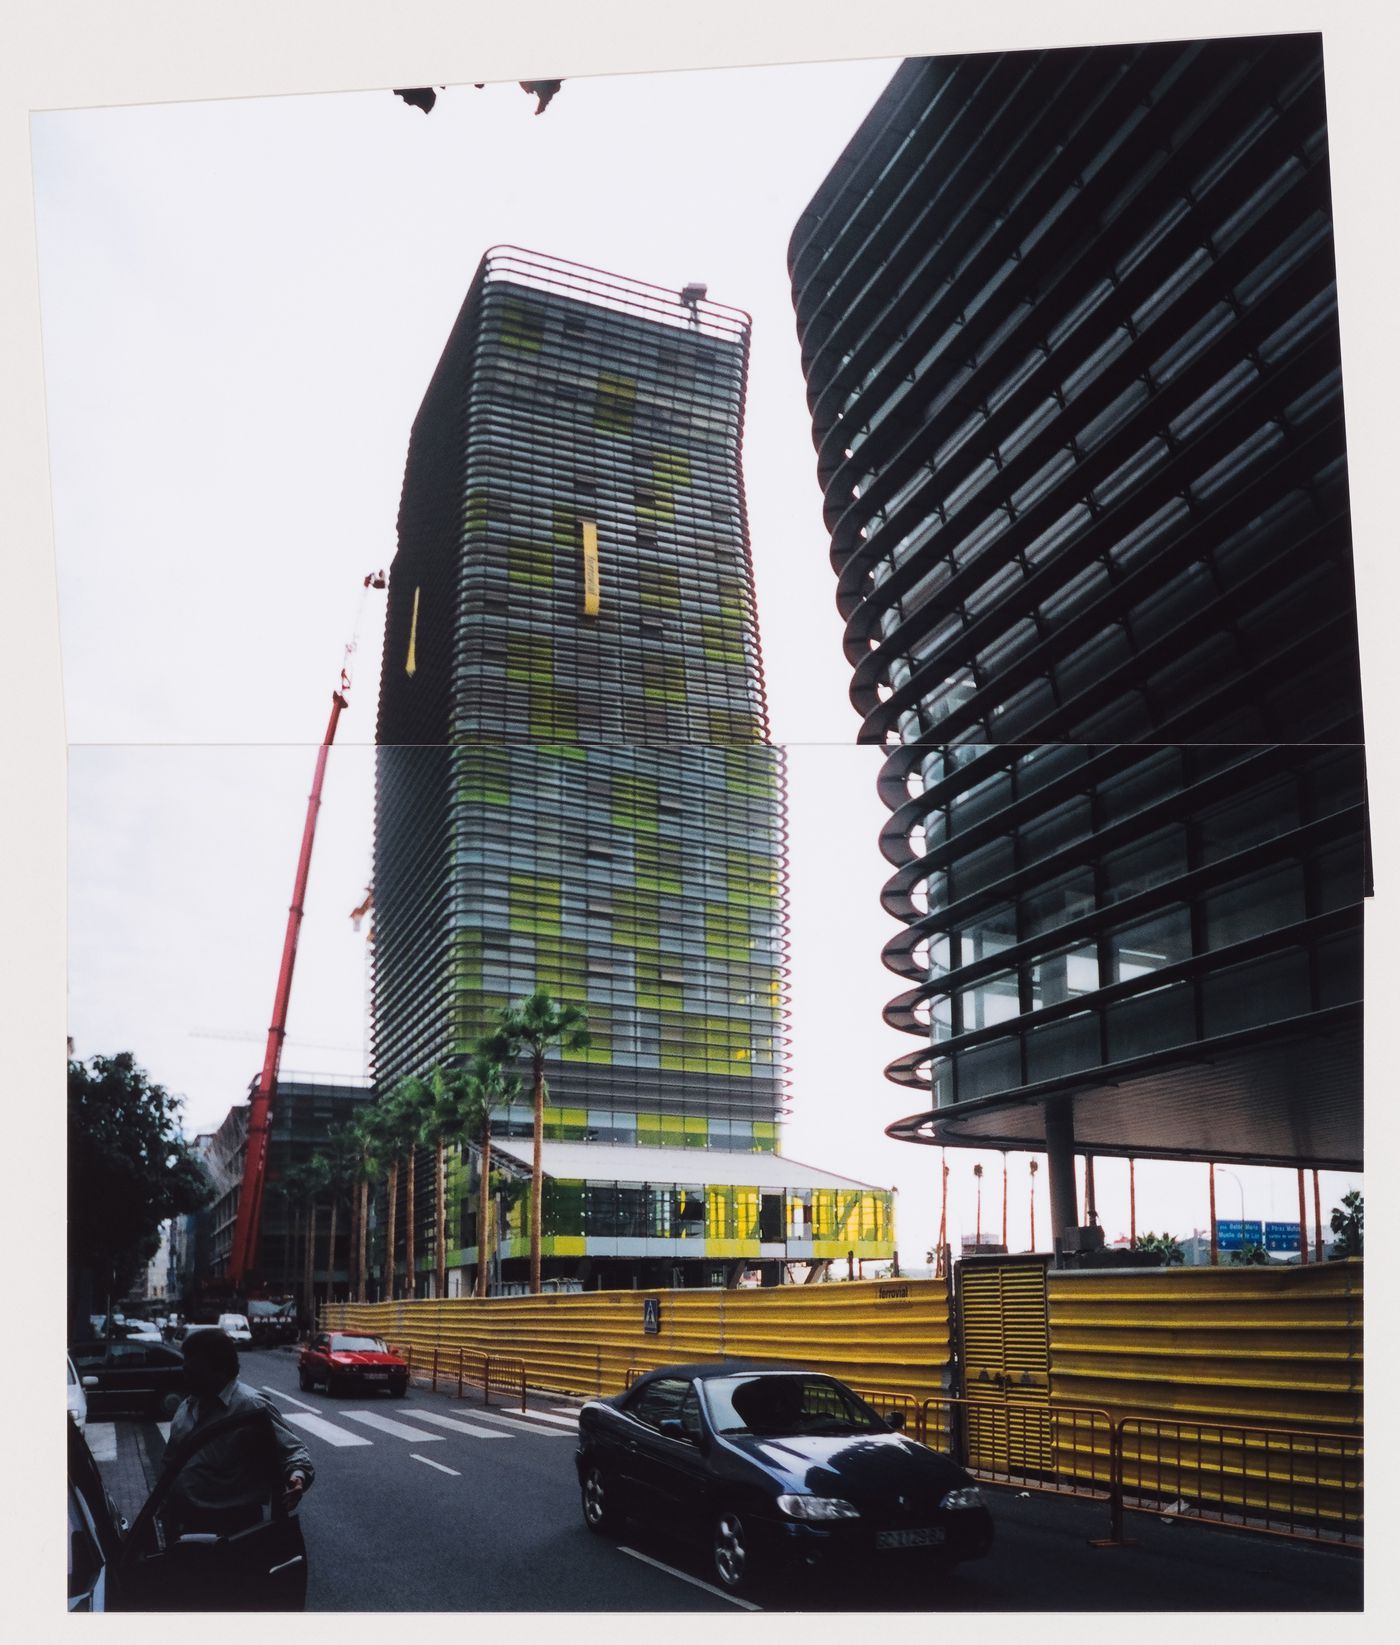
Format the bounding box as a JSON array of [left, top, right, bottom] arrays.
[[679, 282, 708, 328]]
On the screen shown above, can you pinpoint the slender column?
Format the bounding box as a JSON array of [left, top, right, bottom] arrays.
[[1297, 1168, 1310, 1265], [1044, 1099, 1079, 1251], [1312, 1168, 1323, 1263], [1209, 1163, 1219, 1265]]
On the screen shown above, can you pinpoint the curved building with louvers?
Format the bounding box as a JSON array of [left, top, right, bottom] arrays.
[[788, 38, 1365, 1203], [375, 248, 893, 1290]]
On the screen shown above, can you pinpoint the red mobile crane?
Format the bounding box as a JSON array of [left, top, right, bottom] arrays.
[[225, 571, 387, 1293]]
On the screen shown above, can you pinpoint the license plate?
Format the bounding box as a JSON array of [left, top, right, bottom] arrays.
[[363, 1372, 388, 1381], [876, 1526, 944, 1550]]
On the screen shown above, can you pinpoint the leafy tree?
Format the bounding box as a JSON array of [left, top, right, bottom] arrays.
[[489, 991, 590, 1293], [68, 1051, 211, 1331], [1330, 1190, 1363, 1257], [1133, 1231, 1185, 1266]]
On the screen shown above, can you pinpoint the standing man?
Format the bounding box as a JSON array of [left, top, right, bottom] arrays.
[[162, 1328, 313, 1537]]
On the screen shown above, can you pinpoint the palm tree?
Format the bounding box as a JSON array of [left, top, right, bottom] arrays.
[[279, 1159, 327, 1326], [314, 1123, 360, 1304], [419, 1065, 475, 1300], [392, 1074, 433, 1298], [490, 991, 590, 1294], [366, 1084, 417, 1301], [451, 1051, 522, 1298], [347, 1108, 387, 1301], [1330, 1189, 1363, 1257], [936, 1149, 949, 1276], [973, 1162, 984, 1246]]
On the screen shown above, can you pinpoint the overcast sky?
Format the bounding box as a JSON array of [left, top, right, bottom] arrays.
[[33, 40, 1373, 1265]]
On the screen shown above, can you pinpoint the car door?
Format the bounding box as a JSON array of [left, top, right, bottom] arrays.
[[102, 1342, 159, 1414], [626, 1378, 710, 1534], [113, 1409, 308, 1612], [604, 1378, 686, 1513], [71, 1343, 113, 1418], [305, 1332, 331, 1381]]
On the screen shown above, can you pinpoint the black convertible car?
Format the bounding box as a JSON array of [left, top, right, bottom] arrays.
[[576, 1361, 993, 1594]]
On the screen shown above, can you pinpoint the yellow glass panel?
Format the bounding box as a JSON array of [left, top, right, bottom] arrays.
[[581, 519, 600, 616]]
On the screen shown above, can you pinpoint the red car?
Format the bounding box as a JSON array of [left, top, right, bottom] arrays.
[[298, 1332, 409, 1397]]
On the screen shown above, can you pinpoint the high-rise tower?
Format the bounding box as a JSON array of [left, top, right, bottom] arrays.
[[789, 39, 1365, 1250], [375, 248, 892, 1290]]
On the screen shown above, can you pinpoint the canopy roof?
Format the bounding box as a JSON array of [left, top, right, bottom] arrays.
[[489, 1139, 886, 1193]]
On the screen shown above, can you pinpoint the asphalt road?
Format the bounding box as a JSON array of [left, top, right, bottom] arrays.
[[125, 1348, 1361, 1613]]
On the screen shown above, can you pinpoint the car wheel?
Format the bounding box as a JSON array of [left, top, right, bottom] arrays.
[[580, 1464, 618, 1535], [392, 1383, 407, 1398], [712, 1506, 759, 1595], [297, 1367, 313, 1392], [327, 1375, 344, 1398]]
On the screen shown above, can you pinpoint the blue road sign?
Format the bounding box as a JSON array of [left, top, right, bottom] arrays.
[[643, 1297, 661, 1335], [1264, 1222, 1302, 1252], [1216, 1219, 1264, 1250]]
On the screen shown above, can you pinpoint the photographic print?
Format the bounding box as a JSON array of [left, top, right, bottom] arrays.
[[14, 1, 1389, 1621]]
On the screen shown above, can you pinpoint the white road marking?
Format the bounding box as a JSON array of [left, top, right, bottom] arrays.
[[406, 1410, 512, 1440], [283, 1412, 373, 1448], [619, 1546, 761, 1611], [411, 1453, 461, 1476], [86, 1423, 117, 1462], [341, 1410, 445, 1442], [494, 1406, 580, 1429], [262, 1385, 321, 1415], [457, 1408, 576, 1438]]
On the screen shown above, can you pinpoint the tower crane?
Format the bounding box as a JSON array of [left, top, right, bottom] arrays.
[[225, 570, 386, 1293]]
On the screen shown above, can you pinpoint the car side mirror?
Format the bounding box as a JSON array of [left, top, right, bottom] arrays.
[[82, 1376, 98, 1389], [885, 1409, 905, 1431]]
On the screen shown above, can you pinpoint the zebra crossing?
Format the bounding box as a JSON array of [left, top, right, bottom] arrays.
[[260, 1387, 581, 1454]]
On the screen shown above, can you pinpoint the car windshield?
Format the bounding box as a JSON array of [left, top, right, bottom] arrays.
[[330, 1335, 387, 1352], [705, 1374, 889, 1437]]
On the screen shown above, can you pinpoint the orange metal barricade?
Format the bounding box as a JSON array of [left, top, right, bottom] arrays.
[[922, 1395, 1116, 1517], [1114, 1416, 1363, 1548], [455, 1347, 489, 1399], [852, 1386, 927, 1440], [487, 1354, 527, 1412]]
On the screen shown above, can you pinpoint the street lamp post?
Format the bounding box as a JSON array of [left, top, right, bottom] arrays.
[[1218, 1167, 1247, 1260]]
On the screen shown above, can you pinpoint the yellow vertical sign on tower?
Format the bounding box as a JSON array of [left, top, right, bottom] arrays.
[[405, 585, 421, 676], [581, 520, 600, 617]]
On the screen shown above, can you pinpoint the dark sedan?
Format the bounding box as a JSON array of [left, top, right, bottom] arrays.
[[69, 1338, 186, 1420], [576, 1361, 993, 1595]]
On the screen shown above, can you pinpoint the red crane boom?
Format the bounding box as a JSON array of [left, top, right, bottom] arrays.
[[227, 572, 385, 1290]]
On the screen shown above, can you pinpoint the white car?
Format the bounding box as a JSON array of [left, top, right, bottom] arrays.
[[66, 1355, 88, 1432], [121, 1320, 162, 1343], [217, 1313, 253, 1347]]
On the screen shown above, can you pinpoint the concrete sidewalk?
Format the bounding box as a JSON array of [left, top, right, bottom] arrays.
[[91, 1419, 161, 1526]]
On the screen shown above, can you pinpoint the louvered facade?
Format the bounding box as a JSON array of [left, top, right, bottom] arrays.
[[788, 38, 1365, 1172], [372, 249, 892, 1288]]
